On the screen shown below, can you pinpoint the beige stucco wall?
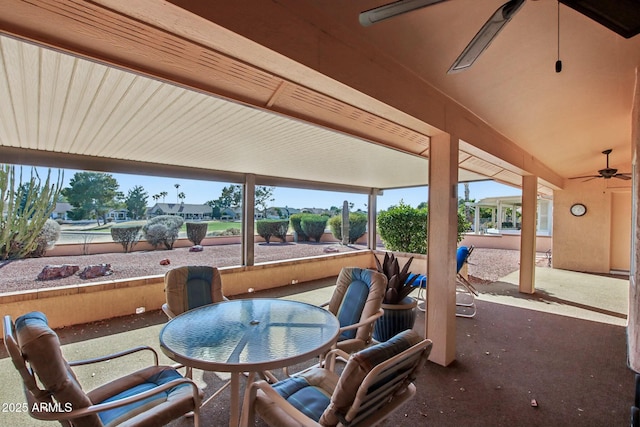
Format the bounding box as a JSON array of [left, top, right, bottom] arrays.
[[611, 191, 632, 271], [1, 251, 375, 329], [553, 179, 631, 273]]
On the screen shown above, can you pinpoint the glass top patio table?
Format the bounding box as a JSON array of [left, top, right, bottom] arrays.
[[159, 298, 340, 427], [159, 298, 340, 371]]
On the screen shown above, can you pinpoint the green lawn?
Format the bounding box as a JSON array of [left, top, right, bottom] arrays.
[[201, 221, 242, 232]]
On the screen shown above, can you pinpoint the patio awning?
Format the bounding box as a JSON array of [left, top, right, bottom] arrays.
[[0, 33, 533, 193]]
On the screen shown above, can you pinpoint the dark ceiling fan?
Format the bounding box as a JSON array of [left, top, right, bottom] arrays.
[[359, 0, 526, 73], [569, 149, 631, 181], [359, 0, 640, 73]]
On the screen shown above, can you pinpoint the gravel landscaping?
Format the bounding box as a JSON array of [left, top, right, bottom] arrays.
[[0, 244, 530, 294]]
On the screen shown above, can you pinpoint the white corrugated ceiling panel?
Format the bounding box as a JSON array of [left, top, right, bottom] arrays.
[[0, 34, 497, 190]]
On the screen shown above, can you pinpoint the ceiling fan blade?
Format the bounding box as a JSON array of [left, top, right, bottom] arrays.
[[359, 0, 448, 27], [614, 174, 632, 180], [569, 175, 599, 179], [448, 0, 526, 74]]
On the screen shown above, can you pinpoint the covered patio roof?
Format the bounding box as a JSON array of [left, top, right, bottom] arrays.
[[0, 33, 493, 192], [3, 0, 619, 195]]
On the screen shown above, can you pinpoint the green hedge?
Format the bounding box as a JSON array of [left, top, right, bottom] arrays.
[[289, 214, 308, 241], [300, 214, 328, 242], [256, 219, 289, 243], [328, 213, 367, 243], [378, 202, 470, 254], [378, 202, 428, 254]]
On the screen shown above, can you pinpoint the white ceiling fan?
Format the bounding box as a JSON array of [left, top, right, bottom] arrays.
[[359, 0, 526, 73]]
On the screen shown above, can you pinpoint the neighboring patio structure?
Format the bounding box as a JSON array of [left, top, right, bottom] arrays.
[[470, 195, 553, 237], [0, 0, 638, 372]]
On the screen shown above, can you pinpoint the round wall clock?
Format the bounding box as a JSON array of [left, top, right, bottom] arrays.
[[570, 203, 587, 217]]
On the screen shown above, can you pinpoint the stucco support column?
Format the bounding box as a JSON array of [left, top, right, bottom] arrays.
[[519, 175, 537, 294], [368, 189, 378, 250], [426, 133, 458, 366], [243, 174, 256, 266], [629, 68, 640, 373]]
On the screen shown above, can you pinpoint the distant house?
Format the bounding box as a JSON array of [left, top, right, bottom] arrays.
[[106, 209, 129, 222], [301, 207, 330, 215], [50, 202, 73, 221], [147, 202, 212, 220], [219, 207, 241, 221], [264, 206, 301, 219]]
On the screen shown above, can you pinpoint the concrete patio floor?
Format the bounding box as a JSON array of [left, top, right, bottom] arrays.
[[0, 266, 633, 426]]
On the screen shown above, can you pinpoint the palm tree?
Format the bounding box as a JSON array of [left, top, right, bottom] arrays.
[[160, 191, 168, 202], [152, 194, 160, 202], [178, 192, 186, 203], [174, 183, 180, 203]]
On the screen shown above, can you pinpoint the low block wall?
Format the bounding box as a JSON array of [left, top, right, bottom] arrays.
[[459, 233, 552, 253], [0, 251, 375, 329]]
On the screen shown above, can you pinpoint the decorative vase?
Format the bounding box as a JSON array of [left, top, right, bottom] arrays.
[[373, 296, 418, 342]]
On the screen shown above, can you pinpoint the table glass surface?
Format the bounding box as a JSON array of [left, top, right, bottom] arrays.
[[159, 298, 340, 371]]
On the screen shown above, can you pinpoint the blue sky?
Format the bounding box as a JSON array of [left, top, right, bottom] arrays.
[[24, 166, 521, 211]]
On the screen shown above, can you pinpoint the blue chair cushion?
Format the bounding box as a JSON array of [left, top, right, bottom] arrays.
[[407, 273, 427, 288], [354, 329, 420, 368], [97, 367, 190, 427], [335, 280, 369, 341], [457, 246, 470, 273], [185, 266, 215, 310], [272, 376, 332, 422]]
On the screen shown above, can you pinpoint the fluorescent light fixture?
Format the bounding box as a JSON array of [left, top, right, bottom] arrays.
[[359, 0, 448, 27], [448, 0, 525, 73]]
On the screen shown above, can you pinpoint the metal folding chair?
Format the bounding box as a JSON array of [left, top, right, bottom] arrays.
[[455, 245, 479, 318], [408, 245, 478, 317]]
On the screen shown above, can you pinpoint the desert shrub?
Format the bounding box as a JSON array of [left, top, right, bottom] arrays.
[[145, 224, 170, 249], [300, 214, 328, 242], [328, 212, 368, 243], [289, 214, 308, 241], [29, 219, 61, 257], [143, 215, 184, 249], [378, 202, 470, 254], [211, 227, 241, 237], [186, 222, 208, 245], [1, 166, 62, 260], [257, 219, 288, 243], [221, 227, 241, 236], [110, 224, 142, 253]]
